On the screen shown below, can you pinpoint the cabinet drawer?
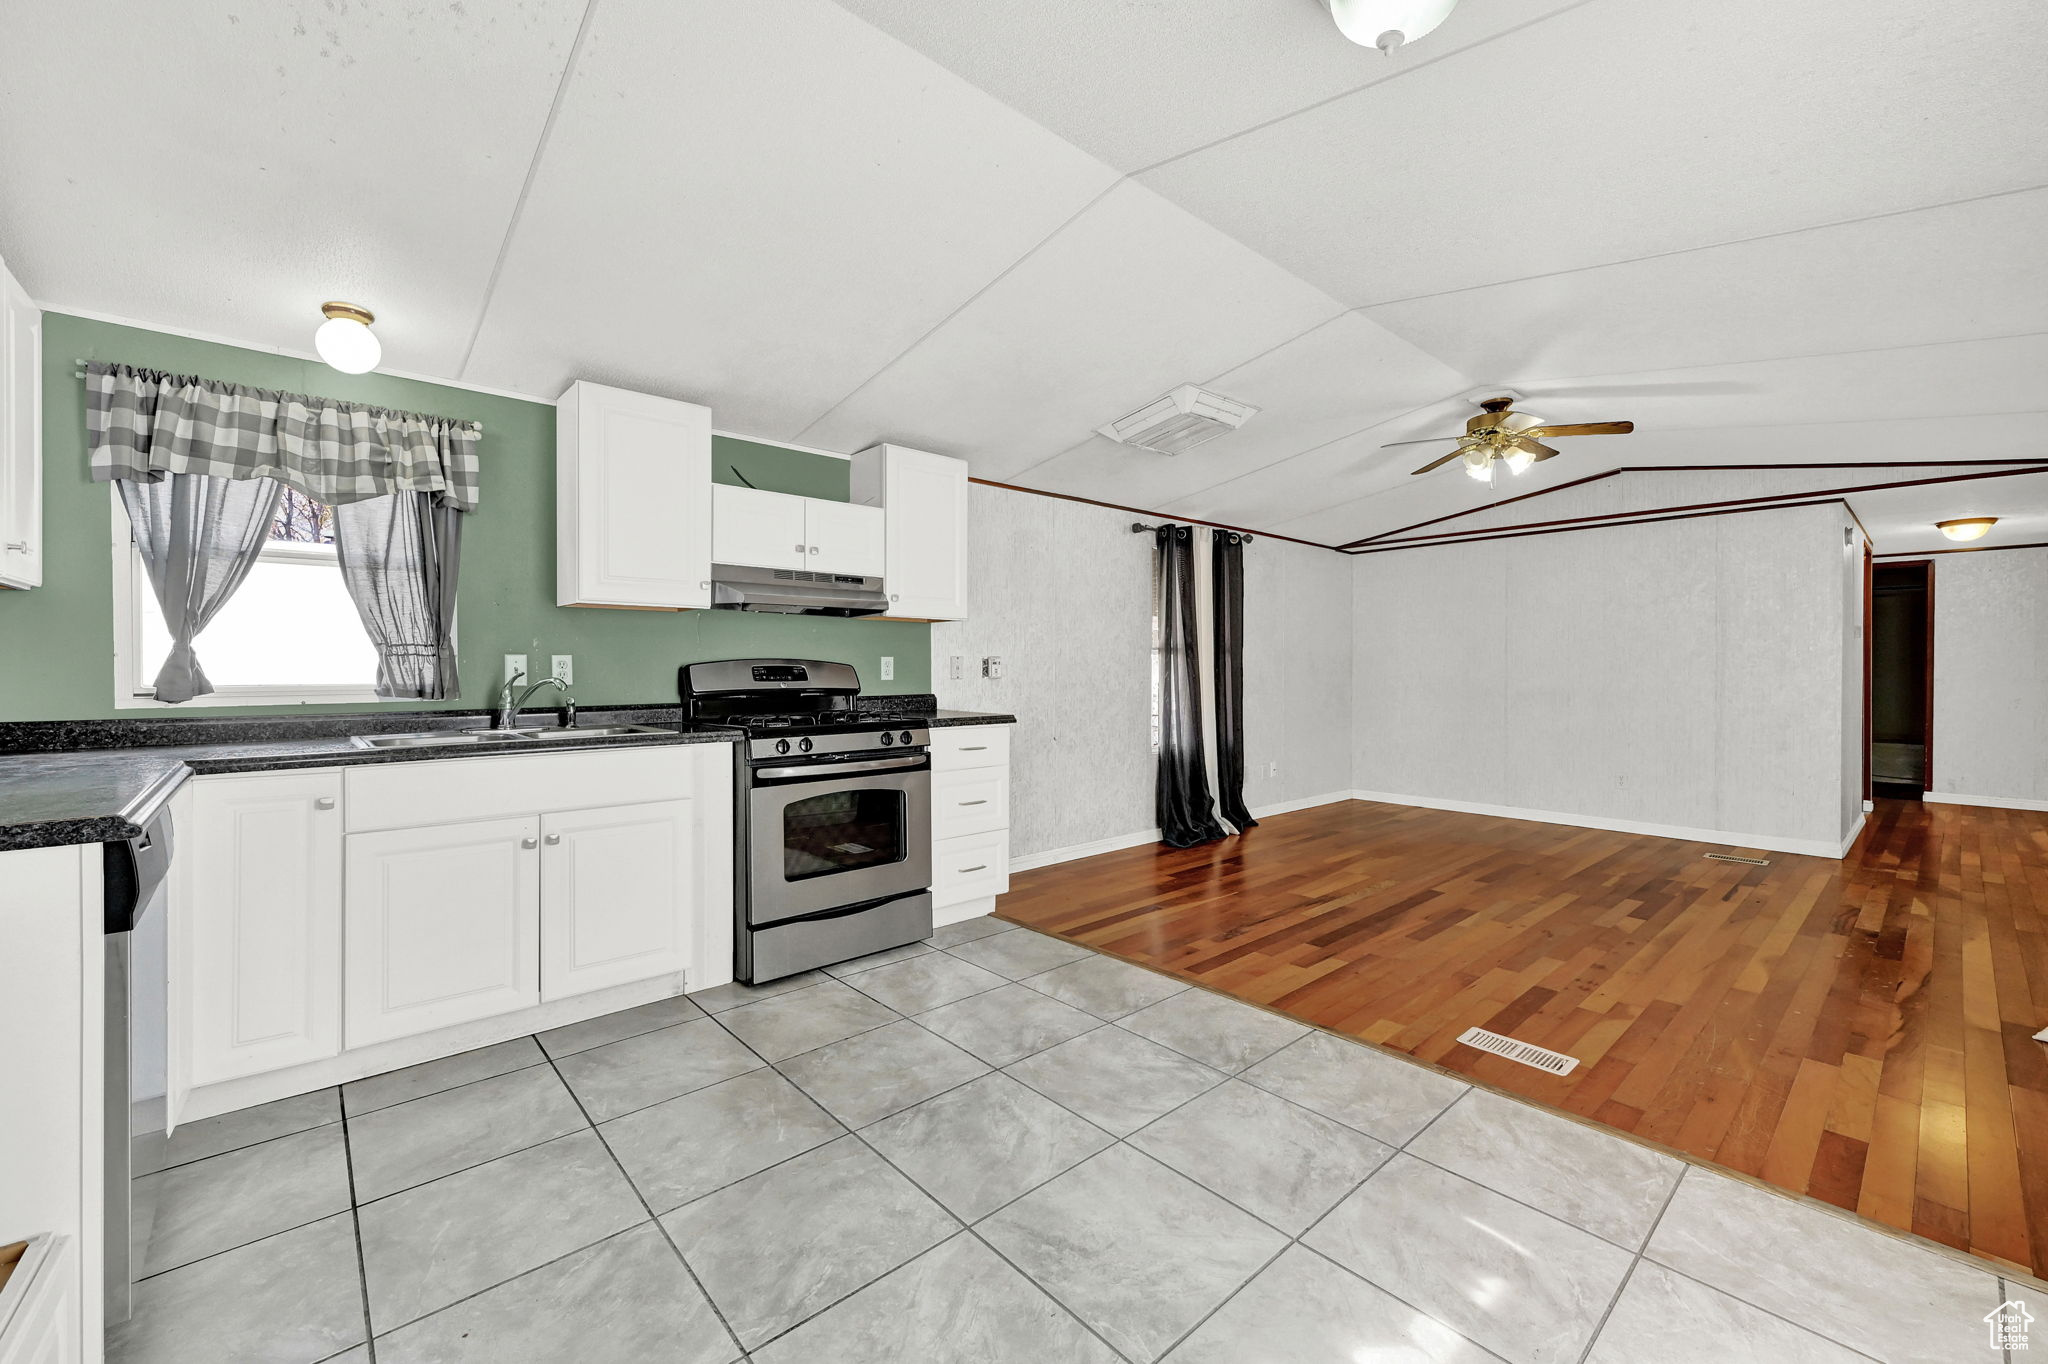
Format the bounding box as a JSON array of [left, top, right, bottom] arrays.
[[931, 725, 1008, 771], [933, 830, 1008, 908], [345, 747, 702, 832], [933, 767, 1007, 839]]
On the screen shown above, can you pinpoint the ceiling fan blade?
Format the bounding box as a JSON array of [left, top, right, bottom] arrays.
[[1410, 449, 1470, 475], [1524, 421, 1634, 438], [1519, 438, 1562, 461], [1380, 434, 1470, 448]]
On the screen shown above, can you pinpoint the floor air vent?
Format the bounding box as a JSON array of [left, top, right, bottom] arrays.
[[1704, 853, 1771, 866], [1456, 1028, 1579, 1076]]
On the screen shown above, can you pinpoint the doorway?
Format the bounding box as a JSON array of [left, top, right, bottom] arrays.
[[1870, 561, 1933, 798]]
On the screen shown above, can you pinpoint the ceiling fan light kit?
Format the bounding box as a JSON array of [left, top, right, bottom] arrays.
[[1322, 0, 1460, 52], [1389, 395, 1636, 482], [1936, 517, 1997, 542], [1097, 383, 1259, 456]]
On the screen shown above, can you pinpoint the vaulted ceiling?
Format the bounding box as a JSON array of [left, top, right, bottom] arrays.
[[2, 0, 2043, 551]]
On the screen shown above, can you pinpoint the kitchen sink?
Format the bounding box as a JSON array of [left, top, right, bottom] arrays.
[[351, 731, 528, 749], [351, 724, 673, 749]]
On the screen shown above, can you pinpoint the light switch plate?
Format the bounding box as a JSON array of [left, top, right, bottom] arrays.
[[879, 655, 895, 681], [503, 654, 528, 686], [551, 655, 573, 685]]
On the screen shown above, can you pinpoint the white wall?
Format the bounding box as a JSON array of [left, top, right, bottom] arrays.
[[1351, 502, 1859, 855], [930, 483, 1352, 862], [1930, 546, 2048, 808]]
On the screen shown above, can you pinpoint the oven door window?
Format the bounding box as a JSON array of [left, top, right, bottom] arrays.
[[783, 788, 906, 880]]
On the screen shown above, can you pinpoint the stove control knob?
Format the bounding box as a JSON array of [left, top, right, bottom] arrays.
[[774, 739, 791, 755], [880, 731, 895, 745], [900, 730, 914, 745], [798, 737, 814, 753]]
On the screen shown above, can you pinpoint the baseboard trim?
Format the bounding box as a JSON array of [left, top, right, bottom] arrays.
[[1836, 813, 1866, 859], [1349, 790, 1853, 860], [1924, 789, 2048, 812], [1010, 828, 1160, 874], [1006, 790, 1354, 874]]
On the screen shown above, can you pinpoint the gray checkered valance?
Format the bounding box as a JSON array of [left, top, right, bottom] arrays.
[[86, 362, 483, 511]]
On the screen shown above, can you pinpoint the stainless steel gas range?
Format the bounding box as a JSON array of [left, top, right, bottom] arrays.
[[681, 659, 933, 983]]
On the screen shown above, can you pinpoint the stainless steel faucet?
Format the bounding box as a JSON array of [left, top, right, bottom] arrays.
[[496, 670, 568, 729]]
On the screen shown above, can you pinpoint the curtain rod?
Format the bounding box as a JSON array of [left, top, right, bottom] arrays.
[[1131, 521, 1254, 543]]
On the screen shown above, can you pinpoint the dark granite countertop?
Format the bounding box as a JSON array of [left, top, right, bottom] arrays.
[[0, 706, 740, 853], [925, 710, 1018, 727]]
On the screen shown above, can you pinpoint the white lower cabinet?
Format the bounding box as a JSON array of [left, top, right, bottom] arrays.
[[930, 725, 1013, 915], [183, 771, 344, 1085], [173, 745, 734, 1112], [540, 799, 692, 1001], [343, 816, 542, 1049], [0, 1237, 75, 1364]]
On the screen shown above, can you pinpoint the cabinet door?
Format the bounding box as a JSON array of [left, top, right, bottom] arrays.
[[540, 799, 693, 1001], [0, 257, 41, 591], [556, 381, 711, 609], [851, 445, 967, 620], [711, 485, 807, 570], [0, 1237, 75, 1364], [803, 500, 886, 577], [183, 772, 344, 1086], [344, 817, 540, 1048]]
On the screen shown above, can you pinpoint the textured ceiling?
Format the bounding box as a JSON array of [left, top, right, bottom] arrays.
[[0, 0, 2042, 551]]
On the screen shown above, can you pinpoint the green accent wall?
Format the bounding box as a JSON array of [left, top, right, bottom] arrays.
[[0, 313, 928, 721]]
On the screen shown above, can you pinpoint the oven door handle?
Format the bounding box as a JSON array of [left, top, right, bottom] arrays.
[[755, 753, 930, 780]]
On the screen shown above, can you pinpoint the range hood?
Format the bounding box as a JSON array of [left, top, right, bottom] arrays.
[[709, 564, 890, 617]]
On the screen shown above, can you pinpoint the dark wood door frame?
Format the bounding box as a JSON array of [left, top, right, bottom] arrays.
[[1872, 559, 1937, 794], [1862, 543, 1874, 803]]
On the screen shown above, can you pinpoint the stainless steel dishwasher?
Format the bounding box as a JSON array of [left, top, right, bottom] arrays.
[[102, 807, 173, 1324]]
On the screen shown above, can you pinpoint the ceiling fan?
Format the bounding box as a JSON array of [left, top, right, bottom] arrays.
[[1387, 396, 1634, 481]]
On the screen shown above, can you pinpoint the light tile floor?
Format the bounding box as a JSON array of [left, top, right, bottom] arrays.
[[110, 919, 2026, 1364]]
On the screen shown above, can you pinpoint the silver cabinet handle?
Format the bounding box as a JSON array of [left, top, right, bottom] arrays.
[[544, 833, 562, 845], [3, 542, 25, 553], [809, 545, 820, 555], [520, 836, 538, 849], [314, 796, 336, 810], [700, 580, 710, 590], [794, 543, 806, 552], [959, 799, 987, 806], [959, 864, 987, 873], [961, 745, 987, 751], [890, 593, 899, 602]]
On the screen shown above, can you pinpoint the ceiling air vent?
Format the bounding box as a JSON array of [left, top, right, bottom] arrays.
[[1097, 384, 1258, 456]]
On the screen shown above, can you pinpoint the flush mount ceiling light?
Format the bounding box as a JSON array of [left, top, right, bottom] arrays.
[[1322, 0, 1461, 52], [314, 301, 381, 374], [1097, 384, 1259, 456], [1936, 517, 1998, 542]]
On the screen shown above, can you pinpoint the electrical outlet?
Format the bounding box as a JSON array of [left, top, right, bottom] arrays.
[[503, 654, 528, 686], [949, 655, 964, 681], [879, 655, 895, 681], [551, 655, 573, 685], [982, 656, 1004, 680]]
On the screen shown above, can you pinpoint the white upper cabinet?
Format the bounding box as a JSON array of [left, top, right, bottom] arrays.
[[712, 484, 885, 577], [556, 380, 711, 610], [712, 485, 806, 571], [0, 254, 42, 591], [803, 498, 886, 577], [851, 444, 968, 620]]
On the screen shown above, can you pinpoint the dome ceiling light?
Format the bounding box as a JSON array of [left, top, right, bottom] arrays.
[[314, 301, 381, 374], [1322, 0, 1461, 53], [1936, 517, 1998, 542]]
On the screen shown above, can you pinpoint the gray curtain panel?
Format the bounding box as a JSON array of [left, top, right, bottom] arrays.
[[86, 362, 482, 511], [118, 473, 285, 702], [332, 493, 463, 699]]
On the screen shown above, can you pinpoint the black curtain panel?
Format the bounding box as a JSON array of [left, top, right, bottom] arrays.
[[1156, 524, 1230, 848], [1211, 530, 1257, 833]]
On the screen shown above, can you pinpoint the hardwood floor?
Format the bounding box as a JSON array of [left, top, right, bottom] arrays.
[[998, 796, 2048, 1279]]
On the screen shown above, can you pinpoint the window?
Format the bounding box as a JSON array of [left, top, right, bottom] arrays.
[[113, 487, 385, 706]]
